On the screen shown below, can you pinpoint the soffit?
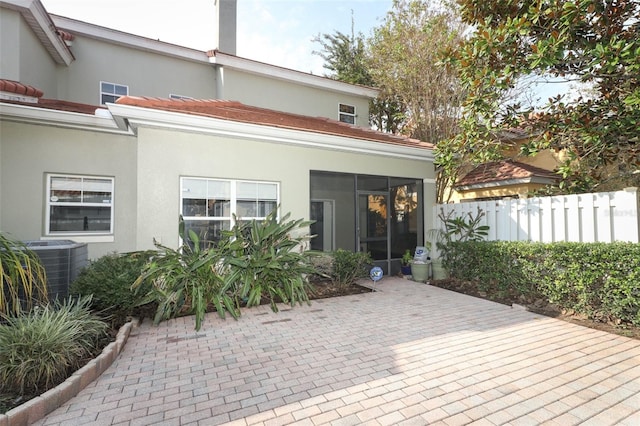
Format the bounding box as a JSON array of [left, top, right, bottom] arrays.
[[1, 0, 73, 65]]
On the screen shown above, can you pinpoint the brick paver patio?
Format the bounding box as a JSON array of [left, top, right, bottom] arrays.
[[34, 278, 640, 425]]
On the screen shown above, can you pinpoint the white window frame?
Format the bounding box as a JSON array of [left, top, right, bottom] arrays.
[[180, 177, 280, 244], [45, 173, 115, 239], [169, 94, 193, 100], [339, 103, 356, 124], [100, 81, 128, 104]]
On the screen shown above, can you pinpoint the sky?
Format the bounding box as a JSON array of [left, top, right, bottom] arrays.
[[41, 0, 393, 76]]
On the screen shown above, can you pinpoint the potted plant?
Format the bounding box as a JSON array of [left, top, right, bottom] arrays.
[[400, 249, 412, 276]]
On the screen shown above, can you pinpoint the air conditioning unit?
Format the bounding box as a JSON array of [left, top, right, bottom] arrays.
[[24, 240, 88, 300]]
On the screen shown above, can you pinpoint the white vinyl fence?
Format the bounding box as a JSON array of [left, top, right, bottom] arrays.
[[434, 187, 640, 243]]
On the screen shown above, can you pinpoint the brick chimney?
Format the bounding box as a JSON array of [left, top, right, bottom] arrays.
[[214, 0, 237, 55]]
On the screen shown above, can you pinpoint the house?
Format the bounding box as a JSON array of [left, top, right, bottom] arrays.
[[0, 0, 436, 275], [449, 129, 561, 202]]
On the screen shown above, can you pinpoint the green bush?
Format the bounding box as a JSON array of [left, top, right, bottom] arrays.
[[0, 233, 48, 317], [134, 211, 317, 331], [331, 249, 372, 289], [446, 240, 640, 326], [70, 251, 155, 326], [133, 219, 237, 332], [0, 296, 108, 396], [224, 211, 315, 313]]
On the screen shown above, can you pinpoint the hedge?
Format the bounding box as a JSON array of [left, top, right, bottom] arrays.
[[444, 241, 640, 326]]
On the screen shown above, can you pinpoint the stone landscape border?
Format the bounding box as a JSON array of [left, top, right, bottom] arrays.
[[0, 319, 139, 426]]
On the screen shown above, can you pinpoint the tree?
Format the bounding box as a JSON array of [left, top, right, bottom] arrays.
[[313, 29, 372, 86], [313, 15, 406, 134], [445, 0, 640, 194], [368, 0, 468, 201], [313, 1, 468, 202]]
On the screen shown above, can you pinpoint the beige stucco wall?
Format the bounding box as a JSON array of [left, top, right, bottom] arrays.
[[0, 117, 435, 259], [134, 127, 435, 251], [58, 36, 217, 105], [456, 183, 549, 201], [0, 121, 138, 258], [0, 7, 59, 96], [222, 69, 372, 128], [0, 8, 20, 82]]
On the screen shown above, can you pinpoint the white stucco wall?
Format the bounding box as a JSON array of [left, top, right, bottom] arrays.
[[0, 121, 138, 258]]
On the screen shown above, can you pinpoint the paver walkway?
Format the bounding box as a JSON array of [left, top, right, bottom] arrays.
[[35, 278, 640, 425]]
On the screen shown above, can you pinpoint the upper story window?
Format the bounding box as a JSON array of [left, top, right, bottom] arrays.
[[100, 81, 128, 104], [339, 103, 356, 125], [169, 94, 193, 100], [181, 177, 279, 248], [46, 174, 114, 235]]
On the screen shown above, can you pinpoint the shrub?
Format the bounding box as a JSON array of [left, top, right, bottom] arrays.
[[446, 240, 640, 326], [133, 219, 237, 332], [0, 296, 108, 396], [135, 211, 317, 331], [224, 211, 315, 313], [0, 233, 48, 317], [70, 251, 155, 326], [331, 249, 372, 289]]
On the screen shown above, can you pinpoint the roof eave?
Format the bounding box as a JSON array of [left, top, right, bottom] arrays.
[[456, 176, 557, 191], [107, 103, 432, 161], [0, 101, 131, 134], [1, 0, 74, 65], [209, 51, 380, 99], [50, 15, 210, 64]]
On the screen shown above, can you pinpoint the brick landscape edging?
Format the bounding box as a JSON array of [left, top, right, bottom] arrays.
[[0, 319, 139, 426]]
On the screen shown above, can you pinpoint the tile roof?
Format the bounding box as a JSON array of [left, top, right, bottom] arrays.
[[115, 96, 434, 149], [0, 79, 103, 114], [56, 29, 74, 42], [456, 160, 558, 188], [0, 79, 44, 98]]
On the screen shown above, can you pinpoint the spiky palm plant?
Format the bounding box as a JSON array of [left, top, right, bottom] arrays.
[[0, 233, 48, 317]]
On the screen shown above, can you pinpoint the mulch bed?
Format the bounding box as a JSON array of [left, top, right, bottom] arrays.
[[429, 277, 640, 340]]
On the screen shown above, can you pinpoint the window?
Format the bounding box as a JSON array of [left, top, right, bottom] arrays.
[[169, 94, 193, 100], [100, 81, 128, 104], [46, 174, 114, 235], [339, 103, 356, 124], [181, 177, 278, 247]]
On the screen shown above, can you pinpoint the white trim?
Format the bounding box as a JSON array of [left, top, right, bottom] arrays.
[[456, 176, 556, 191], [100, 81, 129, 105], [50, 15, 209, 64], [40, 235, 115, 243], [49, 15, 378, 98], [0, 102, 132, 134], [210, 52, 379, 98], [338, 103, 356, 124], [0, 91, 38, 103], [107, 103, 434, 161], [180, 176, 280, 246], [1, 0, 74, 65], [169, 94, 194, 100], [45, 173, 115, 237]]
